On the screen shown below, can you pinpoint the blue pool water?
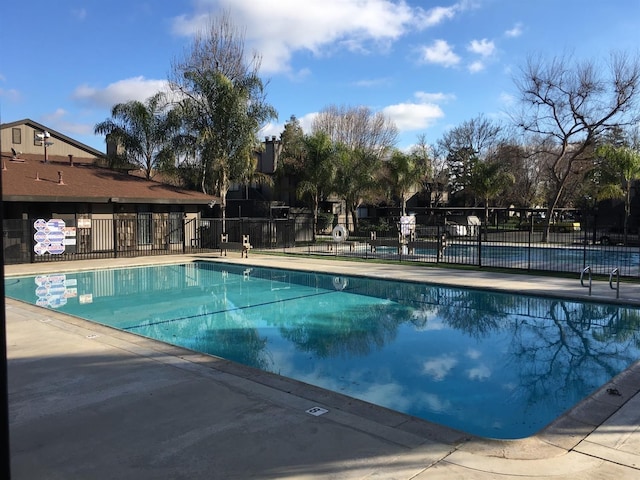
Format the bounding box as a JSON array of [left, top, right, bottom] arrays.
[[369, 242, 640, 276], [5, 261, 640, 439]]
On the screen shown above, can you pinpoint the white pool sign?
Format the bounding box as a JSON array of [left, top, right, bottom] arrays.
[[34, 273, 76, 308], [33, 218, 77, 255]]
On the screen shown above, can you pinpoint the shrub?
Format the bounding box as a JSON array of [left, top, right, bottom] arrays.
[[316, 212, 334, 233]]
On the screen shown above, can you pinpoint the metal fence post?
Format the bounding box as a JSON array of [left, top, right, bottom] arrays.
[[28, 218, 35, 264], [182, 217, 187, 254], [477, 228, 482, 267], [113, 217, 118, 259], [528, 216, 533, 271]]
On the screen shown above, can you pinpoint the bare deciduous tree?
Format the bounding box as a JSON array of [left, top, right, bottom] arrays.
[[311, 105, 397, 159], [491, 141, 543, 208], [512, 52, 640, 240]]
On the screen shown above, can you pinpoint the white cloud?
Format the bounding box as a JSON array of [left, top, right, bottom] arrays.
[[466, 39, 496, 73], [170, 0, 469, 74], [422, 354, 458, 381], [259, 122, 283, 140], [420, 393, 452, 413], [416, 5, 457, 28], [41, 108, 67, 122], [468, 60, 485, 73], [414, 0, 478, 29], [419, 39, 460, 67], [505, 22, 523, 38], [466, 348, 481, 360], [467, 364, 491, 381], [40, 108, 94, 136], [499, 92, 515, 106], [72, 76, 169, 108], [263, 90, 449, 139], [468, 38, 495, 57], [358, 382, 413, 411], [383, 102, 444, 131], [258, 112, 318, 139]]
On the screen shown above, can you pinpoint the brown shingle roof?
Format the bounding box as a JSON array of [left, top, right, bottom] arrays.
[[1, 153, 217, 205]]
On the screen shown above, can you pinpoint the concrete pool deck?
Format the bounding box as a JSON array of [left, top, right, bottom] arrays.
[[5, 254, 640, 479]]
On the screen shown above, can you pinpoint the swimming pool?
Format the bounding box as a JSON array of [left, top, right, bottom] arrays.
[[5, 261, 640, 439]]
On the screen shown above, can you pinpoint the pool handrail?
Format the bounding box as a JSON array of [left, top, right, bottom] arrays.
[[609, 267, 620, 299], [581, 266, 592, 296]]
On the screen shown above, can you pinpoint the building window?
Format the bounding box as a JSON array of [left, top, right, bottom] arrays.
[[137, 213, 152, 245], [169, 212, 183, 244], [12, 128, 21, 144]]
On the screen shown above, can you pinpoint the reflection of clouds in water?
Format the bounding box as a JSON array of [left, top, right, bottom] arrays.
[[467, 364, 491, 381], [422, 354, 458, 380], [411, 306, 432, 322], [420, 393, 452, 413], [359, 382, 413, 411], [291, 366, 413, 411], [415, 316, 447, 331], [466, 348, 481, 360], [502, 382, 517, 392]]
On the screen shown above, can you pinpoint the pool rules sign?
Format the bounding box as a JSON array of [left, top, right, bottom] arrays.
[[33, 218, 77, 255]]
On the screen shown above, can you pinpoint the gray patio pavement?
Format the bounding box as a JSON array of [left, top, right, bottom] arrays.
[[5, 254, 640, 479]]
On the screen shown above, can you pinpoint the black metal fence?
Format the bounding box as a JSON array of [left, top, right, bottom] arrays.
[[4, 214, 640, 279], [301, 225, 640, 278], [2, 217, 303, 265]]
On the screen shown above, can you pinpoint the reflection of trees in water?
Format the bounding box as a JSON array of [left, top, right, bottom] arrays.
[[124, 265, 640, 399], [275, 301, 414, 358], [139, 285, 272, 371], [429, 288, 515, 338], [590, 308, 640, 346], [189, 284, 271, 370], [507, 299, 640, 407], [267, 278, 436, 358], [192, 310, 271, 370]]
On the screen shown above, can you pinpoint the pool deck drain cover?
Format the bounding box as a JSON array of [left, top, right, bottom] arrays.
[[306, 406, 329, 416]]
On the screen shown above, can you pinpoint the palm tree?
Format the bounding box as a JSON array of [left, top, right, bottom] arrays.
[[385, 149, 424, 216], [468, 159, 515, 238], [593, 144, 640, 243], [169, 12, 277, 227], [296, 132, 336, 240], [94, 92, 177, 180], [332, 146, 381, 233]]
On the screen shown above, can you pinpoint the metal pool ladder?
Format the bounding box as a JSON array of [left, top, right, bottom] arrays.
[[609, 267, 620, 299], [581, 266, 592, 296]]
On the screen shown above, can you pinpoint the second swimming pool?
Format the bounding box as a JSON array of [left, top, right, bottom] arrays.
[[5, 261, 640, 439]]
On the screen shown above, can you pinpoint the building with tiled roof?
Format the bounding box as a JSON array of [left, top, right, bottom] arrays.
[[1, 119, 220, 263], [1, 152, 216, 217]]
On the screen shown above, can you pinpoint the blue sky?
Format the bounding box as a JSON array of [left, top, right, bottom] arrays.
[[1, 0, 639, 153]]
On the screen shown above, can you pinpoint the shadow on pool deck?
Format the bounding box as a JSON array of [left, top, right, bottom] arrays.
[[5, 254, 640, 479]]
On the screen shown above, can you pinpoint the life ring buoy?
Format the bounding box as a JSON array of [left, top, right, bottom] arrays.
[[332, 225, 348, 242], [333, 276, 348, 290]]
